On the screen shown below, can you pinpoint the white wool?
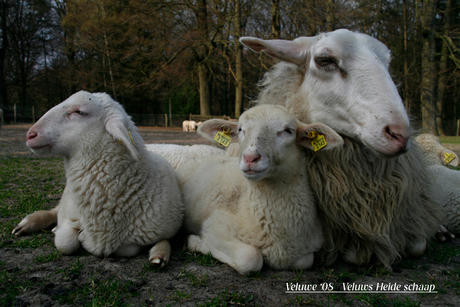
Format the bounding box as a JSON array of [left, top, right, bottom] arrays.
[[145, 144, 224, 170], [428, 165, 460, 234], [24, 91, 184, 264], [178, 105, 344, 275], [415, 133, 459, 167]]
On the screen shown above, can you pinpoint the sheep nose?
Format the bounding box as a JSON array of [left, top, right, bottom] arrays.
[[243, 153, 261, 164], [27, 130, 38, 141], [384, 125, 409, 151]]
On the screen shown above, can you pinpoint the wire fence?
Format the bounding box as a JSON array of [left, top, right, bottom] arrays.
[[2, 105, 460, 136], [0, 105, 233, 129]]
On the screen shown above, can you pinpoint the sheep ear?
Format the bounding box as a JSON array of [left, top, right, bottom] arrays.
[[197, 119, 239, 144], [441, 149, 459, 166], [105, 117, 141, 161], [296, 122, 344, 152], [240, 36, 318, 66]]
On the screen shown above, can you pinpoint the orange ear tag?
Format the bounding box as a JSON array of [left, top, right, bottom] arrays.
[[214, 127, 231, 147]]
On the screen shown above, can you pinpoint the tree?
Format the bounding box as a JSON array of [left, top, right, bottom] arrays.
[[419, 0, 437, 134]]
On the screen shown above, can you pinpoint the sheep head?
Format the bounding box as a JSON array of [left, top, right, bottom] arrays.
[[26, 91, 141, 161], [240, 29, 411, 157], [198, 105, 343, 181]]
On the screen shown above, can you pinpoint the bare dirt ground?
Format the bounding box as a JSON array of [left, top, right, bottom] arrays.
[[1, 124, 459, 307]]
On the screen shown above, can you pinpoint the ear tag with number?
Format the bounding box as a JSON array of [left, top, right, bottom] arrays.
[[214, 127, 232, 147], [444, 152, 456, 165], [307, 131, 327, 151]]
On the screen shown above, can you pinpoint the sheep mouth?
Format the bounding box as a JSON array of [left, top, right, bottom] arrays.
[[28, 143, 51, 151], [242, 168, 268, 180]]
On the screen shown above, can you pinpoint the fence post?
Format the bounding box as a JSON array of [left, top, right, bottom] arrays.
[[165, 114, 168, 128], [169, 99, 172, 128], [0, 108, 3, 129], [457, 119, 460, 136], [14, 104, 16, 124], [32, 106, 35, 123]]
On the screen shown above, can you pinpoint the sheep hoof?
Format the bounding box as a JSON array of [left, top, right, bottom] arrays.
[[435, 225, 455, 242], [12, 210, 57, 236], [149, 240, 171, 269]]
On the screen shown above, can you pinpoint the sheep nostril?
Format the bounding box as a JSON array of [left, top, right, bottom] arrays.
[[27, 131, 38, 141]]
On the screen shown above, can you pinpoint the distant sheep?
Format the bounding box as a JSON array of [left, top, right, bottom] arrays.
[[145, 144, 225, 170], [182, 120, 190, 132], [240, 29, 443, 267], [179, 105, 344, 274], [13, 91, 184, 267], [415, 133, 459, 167], [189, 120, 197, 132]]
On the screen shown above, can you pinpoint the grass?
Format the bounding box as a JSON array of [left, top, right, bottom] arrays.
[[439, 136, 460, 145], [197, 289, 254, 307], [0, 158, 64, 233]]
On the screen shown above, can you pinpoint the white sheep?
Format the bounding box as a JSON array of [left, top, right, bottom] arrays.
[[428, 165, 460, 234], [415, 133, 459, 167], [178, 105, 344, 275], [145, 143, 225, 170], [13, 91, 184, 267], [240, 29, 444, 267], [182, 120, 190, 132], [189, 120, 198, 132]]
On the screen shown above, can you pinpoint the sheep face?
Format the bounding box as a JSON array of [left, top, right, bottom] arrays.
[[240, 29, 410, 157], [198, 105, 343, 181], [26, 91, 140, 161]]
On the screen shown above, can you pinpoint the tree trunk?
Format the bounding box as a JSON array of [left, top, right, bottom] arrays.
[[195, 0, 211, 116], [403, 0, 409, 113], [436, 0, 451, 136], [0, 0, 8, 110], [326, 0, 334, 32], [198, 63, 211, 116], [271, 0, 280, 38], [234, 0, 243, 118], [420, 0, 437, 134]]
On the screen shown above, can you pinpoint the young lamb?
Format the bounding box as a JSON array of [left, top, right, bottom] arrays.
[[14, 91, 184, 267], [145, 143, 225, 170], [428, 165, 460, 234], [178, 104, 344, 275], [239, 29, 444, 267], [415, 133, 459, 167]]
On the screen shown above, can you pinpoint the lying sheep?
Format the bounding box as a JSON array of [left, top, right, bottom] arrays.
[[240, 29, 444, 267], [178, 105, 344, 274], [14, 91, 184, 267], [145, 143, 225, 170], [428, 165, 460, 234], [415, 133, 459, 167]]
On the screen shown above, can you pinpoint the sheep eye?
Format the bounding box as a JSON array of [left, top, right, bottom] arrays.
[[315, 56, 337, 68], [75, 110, 87, 116], [284, 128, 294, 135]]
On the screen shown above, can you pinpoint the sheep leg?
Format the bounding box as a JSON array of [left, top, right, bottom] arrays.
[[341, 246, 372, 267], [114, 245, 142, 258], [406, 237, 426, 258], [12, 206, 59, 236], [435, 225, 455, 242], [291, 253, 314, 270], [149, 240, 171, 269], [52, 222, 80, 254], [186, 234, 263, 275]]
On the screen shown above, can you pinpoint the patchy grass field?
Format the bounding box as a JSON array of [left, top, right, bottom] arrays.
[[1, 125, 459, 306]]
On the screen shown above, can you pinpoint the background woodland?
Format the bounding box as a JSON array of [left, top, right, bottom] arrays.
[[1, 0, 459, 134]]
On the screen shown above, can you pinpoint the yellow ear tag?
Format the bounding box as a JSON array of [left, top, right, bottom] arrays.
[[444, 152, 456, 165], [308, 131, 327, 151], [214, 127, 232, 147]]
